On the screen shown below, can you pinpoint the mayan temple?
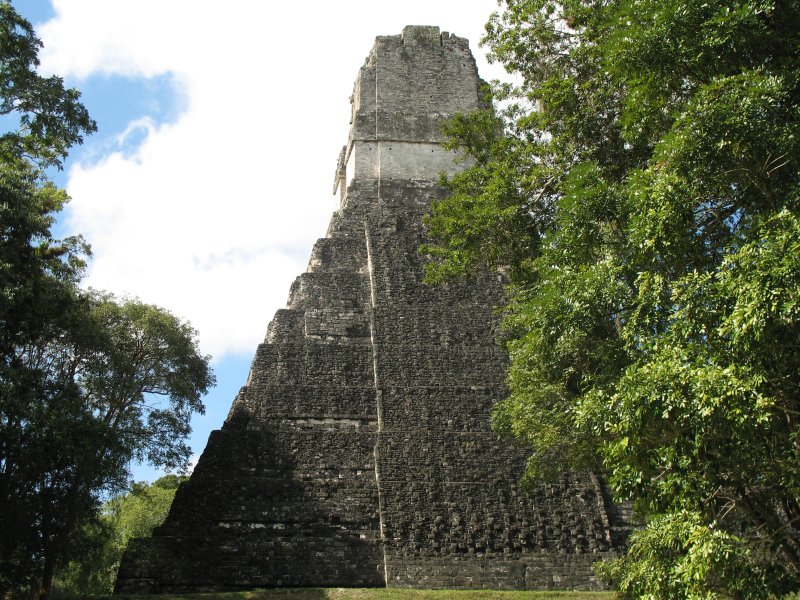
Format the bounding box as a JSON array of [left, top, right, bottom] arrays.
[[114, 26, 629, 593]]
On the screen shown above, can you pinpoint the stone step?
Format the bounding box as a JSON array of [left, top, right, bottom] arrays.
[[375, 343, 507, 386], [249, 341, 374, 387], [380, 385, 506, 431], [287, 271, 370, 309], [117, 533, 385, 592], [189, 429, 378, 474], [266, 307, 371, 342], [372, 303, 504, 344], [239, 383, 377, 421], [379, 477, 615, 556], [307, 236, 368, 273], [376, 431, 528, 482]]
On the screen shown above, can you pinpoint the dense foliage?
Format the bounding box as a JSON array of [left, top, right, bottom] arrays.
[[0, 3, 214, 598], [56, 475, 186, 595], [425, 0, 800, 596], [0, 2, 95, 168]]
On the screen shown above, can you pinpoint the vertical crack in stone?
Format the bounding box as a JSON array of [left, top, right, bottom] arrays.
[[365, 220, 389, 585], [374, 41, 381, 205]]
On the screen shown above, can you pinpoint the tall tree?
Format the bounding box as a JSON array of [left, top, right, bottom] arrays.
[[425, 0, 800, 595], [1, 285, 214, 598], [0, 111, 94, 600], [0, 4, 214, 598], [0, 161, 215, 598]]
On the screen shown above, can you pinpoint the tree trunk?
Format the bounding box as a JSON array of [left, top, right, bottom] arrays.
[[37, 553, 56, 600]]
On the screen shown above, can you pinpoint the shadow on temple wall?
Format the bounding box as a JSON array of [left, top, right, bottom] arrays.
[[116, 425, 385, 592]]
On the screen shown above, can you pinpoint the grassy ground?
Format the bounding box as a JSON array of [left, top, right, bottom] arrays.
[[54, 586, 800, 599], [105, 590, 614, 600]]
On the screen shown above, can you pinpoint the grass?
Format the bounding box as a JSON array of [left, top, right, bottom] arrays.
[[90, 586, 800, 600], [76, 590, 616, 600]]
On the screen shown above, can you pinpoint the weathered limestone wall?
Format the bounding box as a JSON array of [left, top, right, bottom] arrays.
[[114, 26, 628, 594], [351, 26, 483, 142], [358, 180, 619, 590], [345, 141, 462, 191], [337, 25, 483, 202]]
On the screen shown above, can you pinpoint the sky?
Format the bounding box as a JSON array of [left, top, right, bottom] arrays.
[[16, 0, 509, 483]]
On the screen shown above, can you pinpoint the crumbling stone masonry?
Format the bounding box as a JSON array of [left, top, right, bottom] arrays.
[[114, 26, 630, 593]]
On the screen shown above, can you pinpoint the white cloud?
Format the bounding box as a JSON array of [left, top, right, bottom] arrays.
[[37, 0, 507, 360]]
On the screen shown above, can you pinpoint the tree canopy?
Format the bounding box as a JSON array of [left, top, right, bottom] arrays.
[[425, 0, 800, 596], [0, 3, 214, 598], [0, 2, 95, 169], [0, 168, 214, 599], [56, 475, 187, 595]]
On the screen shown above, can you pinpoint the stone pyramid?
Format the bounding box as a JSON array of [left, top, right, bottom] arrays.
[[115, 26, 628, 593]]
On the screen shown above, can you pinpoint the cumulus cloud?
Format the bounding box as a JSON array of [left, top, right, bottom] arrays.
[[37, 0, 506, 359]]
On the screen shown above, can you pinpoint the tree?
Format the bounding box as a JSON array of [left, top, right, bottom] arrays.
[[0, 1, 96, 168], [0, 136, 95, 600], [56, 475, 187, 595], [1, 265, 214, 598], [3, 288, 213, 595], [425, 0, 800, 595], [0, 4, 214, 598]]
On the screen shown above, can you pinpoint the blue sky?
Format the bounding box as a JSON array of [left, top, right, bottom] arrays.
[[20, 3, 181, 184], [13, 0, 508, 484]]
